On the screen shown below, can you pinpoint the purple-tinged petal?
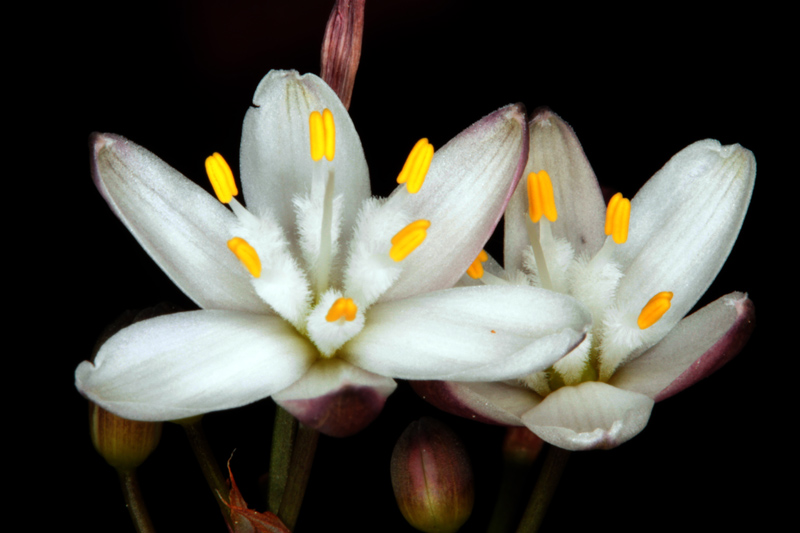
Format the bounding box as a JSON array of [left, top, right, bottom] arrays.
[[75, 310, 316, 421], [521, 381, 654, 450], [411, 380, 538, 426], [379, 104, 529, 302], [91, 133, 270, 314], [272, 358, 396, 437], [610, 292, 755, 402], [505, 108, 606, 273]]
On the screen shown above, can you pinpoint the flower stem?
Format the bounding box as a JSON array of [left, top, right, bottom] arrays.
[[487, 458, 537, 533], [117, 468, 156, 533], [179, 416, 233, 530], [515, 446, 570, 533], [268, 405, 297, 513], [277, 423, 320, 531]]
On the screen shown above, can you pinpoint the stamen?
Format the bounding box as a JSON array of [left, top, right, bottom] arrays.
[[205, 152, 238, 204], [604, 192, 631, 244], [326, 297, 358, 322], [396, 138, 434, 194], [227, 237, 261, 278], [527, 170, 558, 223], [637, 291, 673, 329], [390, 220, 430, 262], [466, 249, 489, 279], [309, 109, 336, 161]]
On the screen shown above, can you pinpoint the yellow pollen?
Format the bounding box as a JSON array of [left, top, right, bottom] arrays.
[[637, 291, 673, 329], [604, 192, 631, 244], [396, 138, 434, 194], [205, 152, 238, 204], [527, 170, 558, 223], [326, 297, 358, 322], [227, 237, 261, 278], [309, 109, 336, 161], [390, 220, 431, 262], [466, 249, 489, 279]]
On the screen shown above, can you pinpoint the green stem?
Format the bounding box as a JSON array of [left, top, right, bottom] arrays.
[[117, 468, 156, 533], [487, 458, 537, 533], [179, 417, 233, 530], [268, 406, 297, 513], [277, 424, 320, 531], [515, 446, 571, 533]]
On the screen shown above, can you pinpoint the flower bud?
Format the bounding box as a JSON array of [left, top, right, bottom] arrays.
[[90, 402, 162, 470], [391, 417, 474, 533], [502, 426, 544, 466]]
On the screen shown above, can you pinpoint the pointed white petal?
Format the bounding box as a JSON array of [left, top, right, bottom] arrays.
[[273, 357, 397, 437], [75, 310, 317, 421], [411, 380, 539, 426], [505, 109, 606, 273], [379, 104, 528, 301], [341, 285, 591, 381], [521, 381, 654, 450], [91, 133, 270, 314], [610, 292, 754, 401], [240, 70, 370, 247], [614, 140, 755, 335]]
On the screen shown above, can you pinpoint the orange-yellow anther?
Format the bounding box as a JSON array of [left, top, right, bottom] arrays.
[[326, 297, 358, 322], [390, 220, 431, 262], [604, 192, 631, 244], [227, 237, 261, 278], [309, 109, 336, 162], [205, 152, 238, 204], [527, 170, 558, 223], [637, 291, 673, 329], [396, 138, 434, 194], [466, 249, 489, 279]]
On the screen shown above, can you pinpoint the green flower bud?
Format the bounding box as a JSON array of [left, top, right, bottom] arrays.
[[90, 402, 162, 471], [390, 417, 474, 533]]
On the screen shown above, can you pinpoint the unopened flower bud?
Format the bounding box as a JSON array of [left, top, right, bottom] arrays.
[[90, 402, 162, 470], [502, 426, 544, 466], [391, 417, 474, 533]]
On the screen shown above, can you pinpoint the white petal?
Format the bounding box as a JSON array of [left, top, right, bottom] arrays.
[[379, 104, 528, 302], [341, 285, 591, 381], [505, 109, 606, 273], [240, 70, 370, 248], [75, 310, 317, 421], [614, 140, 755, 334], [521, 381, 654, 450], [91, 133, 270, 314], [609, 292, 754, 401]]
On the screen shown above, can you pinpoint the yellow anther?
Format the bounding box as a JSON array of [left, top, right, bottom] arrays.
[[466, 249, 489, 279], [390, 220, 431, 262], [527, 170, 558, 223], [326, 297, 358, 322], [604, 192, 631, 244], [205, 152, 238, 204], [309, 109, 336, 162], [227, 237, 261, 278], [396, 138, 434, 194], [637, 291, 673, 329]]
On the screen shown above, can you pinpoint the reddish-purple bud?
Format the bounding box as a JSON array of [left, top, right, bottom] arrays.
[[502, 426, 544, 466], [390, 417, 474, 533], [320, 0, 365, 109]]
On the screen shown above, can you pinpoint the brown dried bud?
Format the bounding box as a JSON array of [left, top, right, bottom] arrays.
[[390, 417, 474, 533]]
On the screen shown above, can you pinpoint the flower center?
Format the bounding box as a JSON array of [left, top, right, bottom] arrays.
[[205, 109, 434, 358]]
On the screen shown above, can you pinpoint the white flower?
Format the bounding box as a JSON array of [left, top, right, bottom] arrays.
[[413, 108, 755, 449], [75, 72, 592, 436]]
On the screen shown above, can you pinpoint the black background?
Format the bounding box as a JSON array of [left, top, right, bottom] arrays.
[[34, 1, 782, 531]]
